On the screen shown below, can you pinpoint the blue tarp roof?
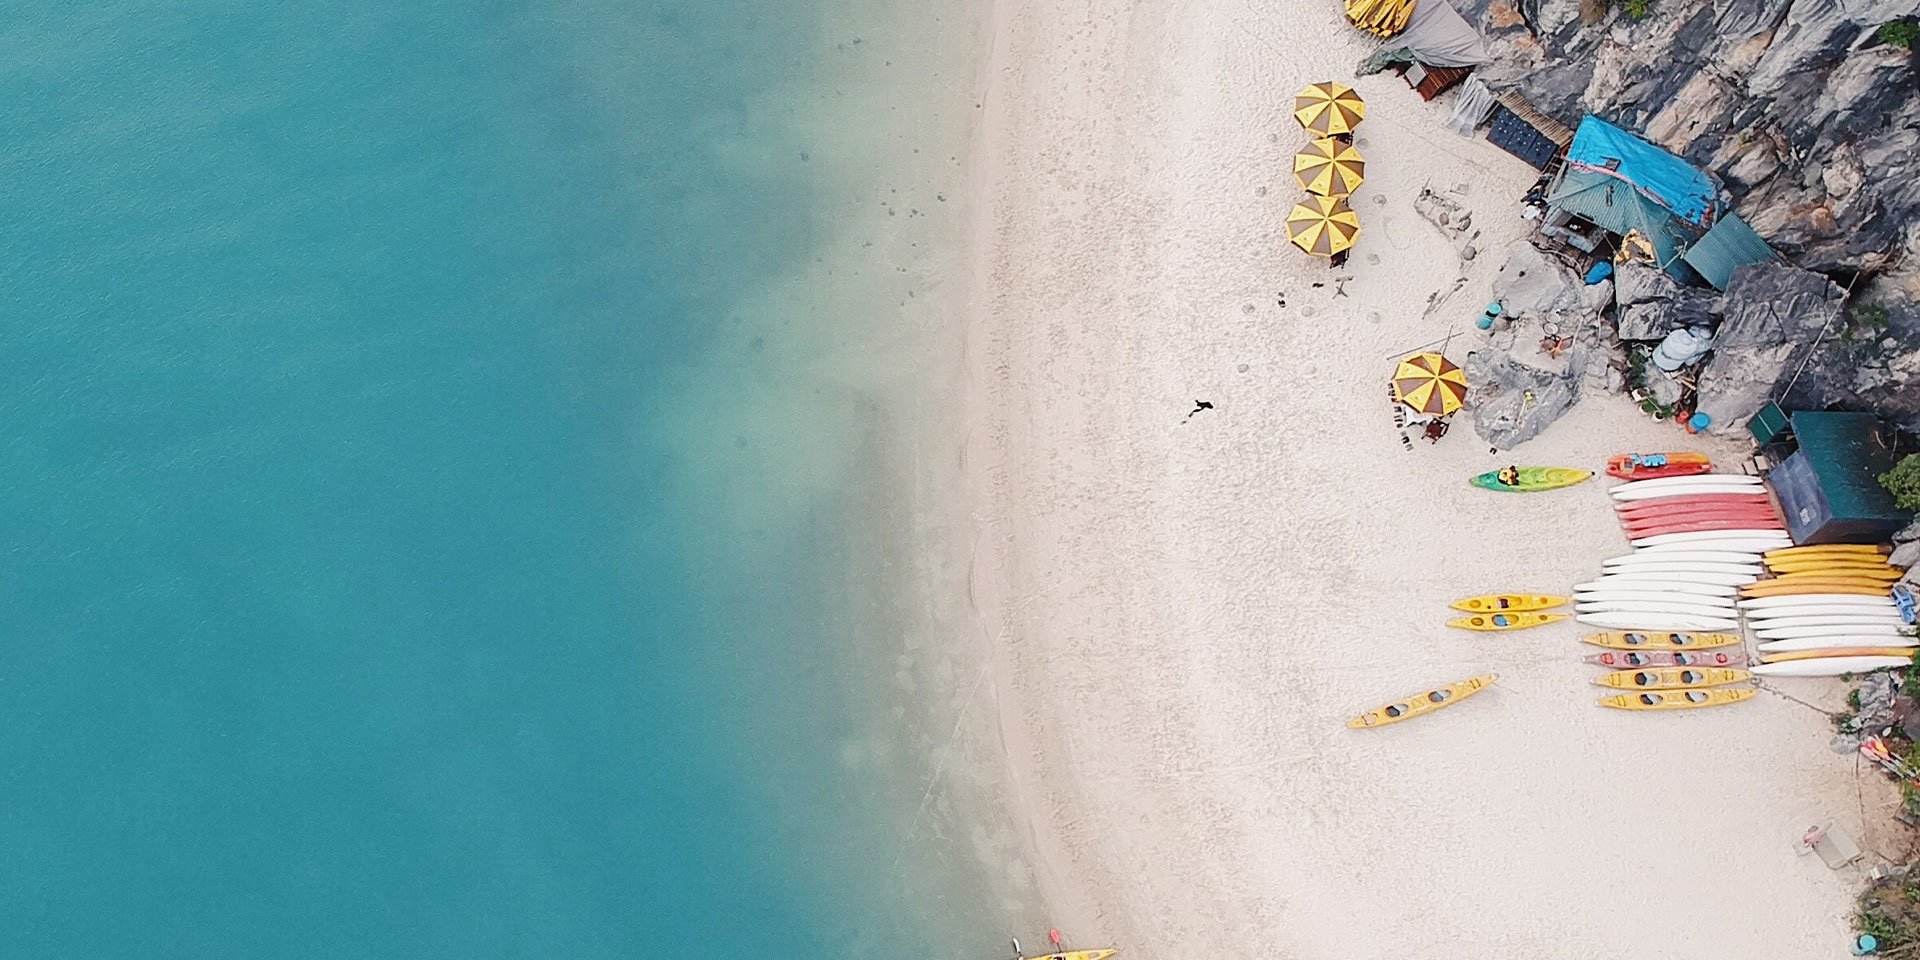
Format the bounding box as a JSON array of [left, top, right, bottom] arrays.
[[1563, 116, 1720, 226]]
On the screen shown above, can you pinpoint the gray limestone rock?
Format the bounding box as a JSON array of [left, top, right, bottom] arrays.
[[1781, 293, 1920, 439], [1694, 261, 1846, 431], [1465, 319, 1590, 449], [1890, 539, 1920, 571], [1896, 518, 1920, 545], [1616, 289, 1718, 341], [1614, 260, 1682, 308], [1492, 241, 1584, 319]]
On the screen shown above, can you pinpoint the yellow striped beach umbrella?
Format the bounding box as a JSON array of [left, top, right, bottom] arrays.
[[1392, 353, 1470, 416], [1285, 195, 1361, 257], [1293, 81, 1365, 136], [1293, 137, 1365, 197]]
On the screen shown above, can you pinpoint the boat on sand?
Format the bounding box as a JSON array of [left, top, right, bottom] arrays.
[[1347, 674, 1497, 729], [1598, 688, 1755, 711], [1469, 467, 1591, 492]]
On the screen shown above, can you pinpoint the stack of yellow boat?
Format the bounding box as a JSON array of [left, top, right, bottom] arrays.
[[1578, 631, 1756, 710], [1749, 544, 1903, 598], [1345, 0, 1418, 37]]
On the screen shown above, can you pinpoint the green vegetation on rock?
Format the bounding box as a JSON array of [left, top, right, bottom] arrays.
[[1883, 454, 1920, 511], [1880, 19, 1919, 50]]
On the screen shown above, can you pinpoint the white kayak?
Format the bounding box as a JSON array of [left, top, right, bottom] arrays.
[[1578, 612, 1738, 631], [1579, 569, 1757, 588], [1574, 579, 1737, 597], [1602, 551, 1763, 567], [1631, 530, 1791, 548], [1578, 600, 1747, 619], [1739, 595, 1904, 611], [1613, 485, 1770, 502], [1744, 614, 1911, 630], [1751, 655, 1911, 677], [1743, 604, 1905, 621], [1574, 590, 1737, 608], [1758, 636, 1918, 653], [1587, 560, 1759, 577], [1610, 474, 1764, 493], [1754, 622, 1911, 639], [1634, 539, 1797, 554]]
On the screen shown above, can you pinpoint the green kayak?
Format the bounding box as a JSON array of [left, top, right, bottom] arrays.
[[1470, 466, 1593, 492]]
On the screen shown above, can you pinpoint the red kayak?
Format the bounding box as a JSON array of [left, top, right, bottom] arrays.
[[1615, 493, 1771, 516], [1621, 507, 1783, 529], [1626, 517, 1787, 537], [1585, 649, 1747, 668], [1607, 452, 1713, 480]]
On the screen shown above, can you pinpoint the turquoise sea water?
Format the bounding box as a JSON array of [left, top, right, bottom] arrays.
[[1, 2, 998, 957]]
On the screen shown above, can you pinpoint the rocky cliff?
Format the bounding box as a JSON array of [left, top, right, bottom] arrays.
[[1456, 0, 1920, 277], [1449, 0, 1920, 438]]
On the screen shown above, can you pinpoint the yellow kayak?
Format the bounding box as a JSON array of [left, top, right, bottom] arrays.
[[1765, 557, 1900, 572], [1593, 667, 1750, 689], [1598, 688, 1756, 711], [1741, 581, 1891, 598], [1762, 647, 1919, 664], [1449, 594, 1568, 613], [1016, 951, 1117, 960], [1582, 631, 1740, 650], [1347, 674, 1497, 729], [1447, 612, 1568, 631], [1767, 566, 1902, 581], [1764, 544, 1889, 560]]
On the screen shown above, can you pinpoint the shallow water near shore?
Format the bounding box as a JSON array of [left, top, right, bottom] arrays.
[[0, 1, 1008, 957]]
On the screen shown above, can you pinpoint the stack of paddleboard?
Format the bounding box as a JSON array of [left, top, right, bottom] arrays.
[[1609, 473, 1784, 543], [1741, 544, 1917, 678], [1572, 473, 1783, 632]]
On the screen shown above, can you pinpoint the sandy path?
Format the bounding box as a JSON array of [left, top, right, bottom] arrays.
[[967, 1, 1891, 956]]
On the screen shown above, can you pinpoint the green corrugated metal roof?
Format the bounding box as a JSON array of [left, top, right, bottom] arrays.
[[1547, 170, 1697, 278], [1791, 412, 1909, 522], [1681, 212, 1779, 290]]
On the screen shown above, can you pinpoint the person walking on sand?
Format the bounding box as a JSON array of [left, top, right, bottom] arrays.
[[1181, 399, 1214, 424]]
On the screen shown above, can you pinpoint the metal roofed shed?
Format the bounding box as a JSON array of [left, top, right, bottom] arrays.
[[1559, 115, 1719, 225], [1768, 412, 1912, 545], [1680, 212, 1782, 290], [1538, 116, 1726, 280]]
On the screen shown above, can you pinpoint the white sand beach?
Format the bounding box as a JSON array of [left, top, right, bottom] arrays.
[[962, 1, 1895, 955]]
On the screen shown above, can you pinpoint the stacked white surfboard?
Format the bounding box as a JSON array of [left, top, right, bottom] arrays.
[[1574, 474, 1780, 632]]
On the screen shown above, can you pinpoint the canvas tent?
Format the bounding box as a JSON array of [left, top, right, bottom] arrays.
[[1357, 0, 1488, 80]]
